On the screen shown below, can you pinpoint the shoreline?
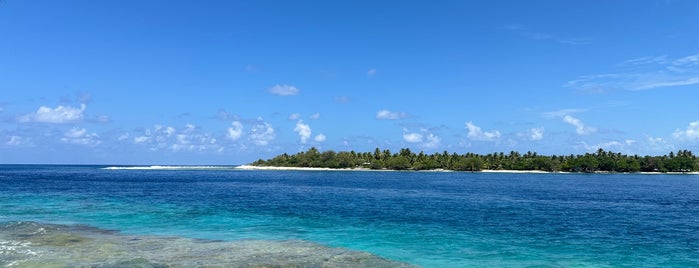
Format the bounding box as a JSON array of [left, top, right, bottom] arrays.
[[235, 165, 699, 175]]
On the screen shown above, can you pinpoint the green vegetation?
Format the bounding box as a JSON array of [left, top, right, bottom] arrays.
[[251, 148, 698, 173]]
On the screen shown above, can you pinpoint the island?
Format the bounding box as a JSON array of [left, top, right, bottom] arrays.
[[246, 148, 698, 173]]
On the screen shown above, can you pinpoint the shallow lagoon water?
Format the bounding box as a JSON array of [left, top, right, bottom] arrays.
[[1, 165, 698, 267]]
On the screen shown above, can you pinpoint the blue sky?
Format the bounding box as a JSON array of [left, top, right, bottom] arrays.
[[2, 0, 699, 165]]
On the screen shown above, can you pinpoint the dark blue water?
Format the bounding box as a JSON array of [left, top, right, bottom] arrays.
[[1, 165, 698, 267]]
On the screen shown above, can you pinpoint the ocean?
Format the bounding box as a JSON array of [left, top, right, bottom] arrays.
[[1, 165, 698, 267]]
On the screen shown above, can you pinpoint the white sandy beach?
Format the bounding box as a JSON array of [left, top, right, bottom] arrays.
[[235, 165, 699, 174], [235, 165, 374, 171]]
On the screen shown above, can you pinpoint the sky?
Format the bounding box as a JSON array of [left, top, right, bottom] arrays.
[[2, 0, 699, 165]]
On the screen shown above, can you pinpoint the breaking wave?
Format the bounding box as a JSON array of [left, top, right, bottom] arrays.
[[101, 165, 237, 170]]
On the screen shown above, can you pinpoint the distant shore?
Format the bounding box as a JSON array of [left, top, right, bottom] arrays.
[[235, 165, 699, 174]]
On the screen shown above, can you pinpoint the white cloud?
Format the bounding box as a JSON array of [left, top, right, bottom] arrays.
[[249, 120, 275, 146], [268, 84, 299, 96], [61, 127, 101, 147], [542, 109, 585, 118], [635, 77, 699, 90], [314, 134, 327, 142], [505, 24, 591, 45], [310, 113, 320, 120], [368, 69, 377, 76], [403, 128, 441, 149], [528, 127, 545, 141], [335, 96, 351, 103], [118, 133, 130, 141], [567, 52, 699, 92], [134, 136, 150, 144], [465, 121, 501, 141], [227, 121, 243, 141], [294, 120, 312, 144], [577, 140, 625, 152], [562, 115, 596, 135], [673, 121, 699, 139], [19, 104, 86, 123], [94, 115, 111, 123], [422, 133, 441, 149], [6, 136, 32, 146], [376, 110, 408, 120], [133, 124, 221, 152], [288, 113, 301, 120], [244, 64, 258, 72], [403, 132, 423, 143]]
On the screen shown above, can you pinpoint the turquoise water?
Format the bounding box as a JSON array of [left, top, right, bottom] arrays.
[[1, 165, 699, 267]]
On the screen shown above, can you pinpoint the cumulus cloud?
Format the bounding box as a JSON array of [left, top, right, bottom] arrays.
[[249, 120, 275, 146], [527, 127, 545, 141], [562, 115, 596, 135], [133, 124, 221, 152], [227, 121, 243, 141], [19, 104, 86, 123], [403, 132, 423, 143], [403, 128, 441, 149], [268, 84, 299, 96], [376, 110, 408, 120], [465, 121, 501, 141], [61, 127, 101, 147], [673, 121, 699, 139], [314, 134, 327, 142], [294, 120, 312, 144], [422, 133, 441, 149]]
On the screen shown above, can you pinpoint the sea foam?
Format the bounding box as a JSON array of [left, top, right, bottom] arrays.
[[102, 165, 235, 170]]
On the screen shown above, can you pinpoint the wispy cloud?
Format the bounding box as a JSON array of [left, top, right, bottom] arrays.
[[244, 64, 258, 72], [335, 96, 351, 103], [544, 109, 596, 135], [6, 135, 33, 147], [567, 52, 699, 92], [288, 113, 301, 121], [465, 121, 501, 141], [268, 84, 299, 96], [310, 113, 320, 120], [505, 24, 592, 45], [376, 110, 408, 120], [562, 115, 596, 135], [18, 104, 86, 123], [542, 109, 586, 118], [576, 140, 635, 153], [367, 69, 377, 76]]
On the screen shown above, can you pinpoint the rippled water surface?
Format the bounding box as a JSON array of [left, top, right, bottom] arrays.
[[1, 165, 698, 267]]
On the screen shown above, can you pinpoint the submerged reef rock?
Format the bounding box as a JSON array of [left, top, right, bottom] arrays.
[[0, 221, 414, 267]]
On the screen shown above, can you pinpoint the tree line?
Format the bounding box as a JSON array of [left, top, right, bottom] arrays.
[[251, 148, 698, 173]]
